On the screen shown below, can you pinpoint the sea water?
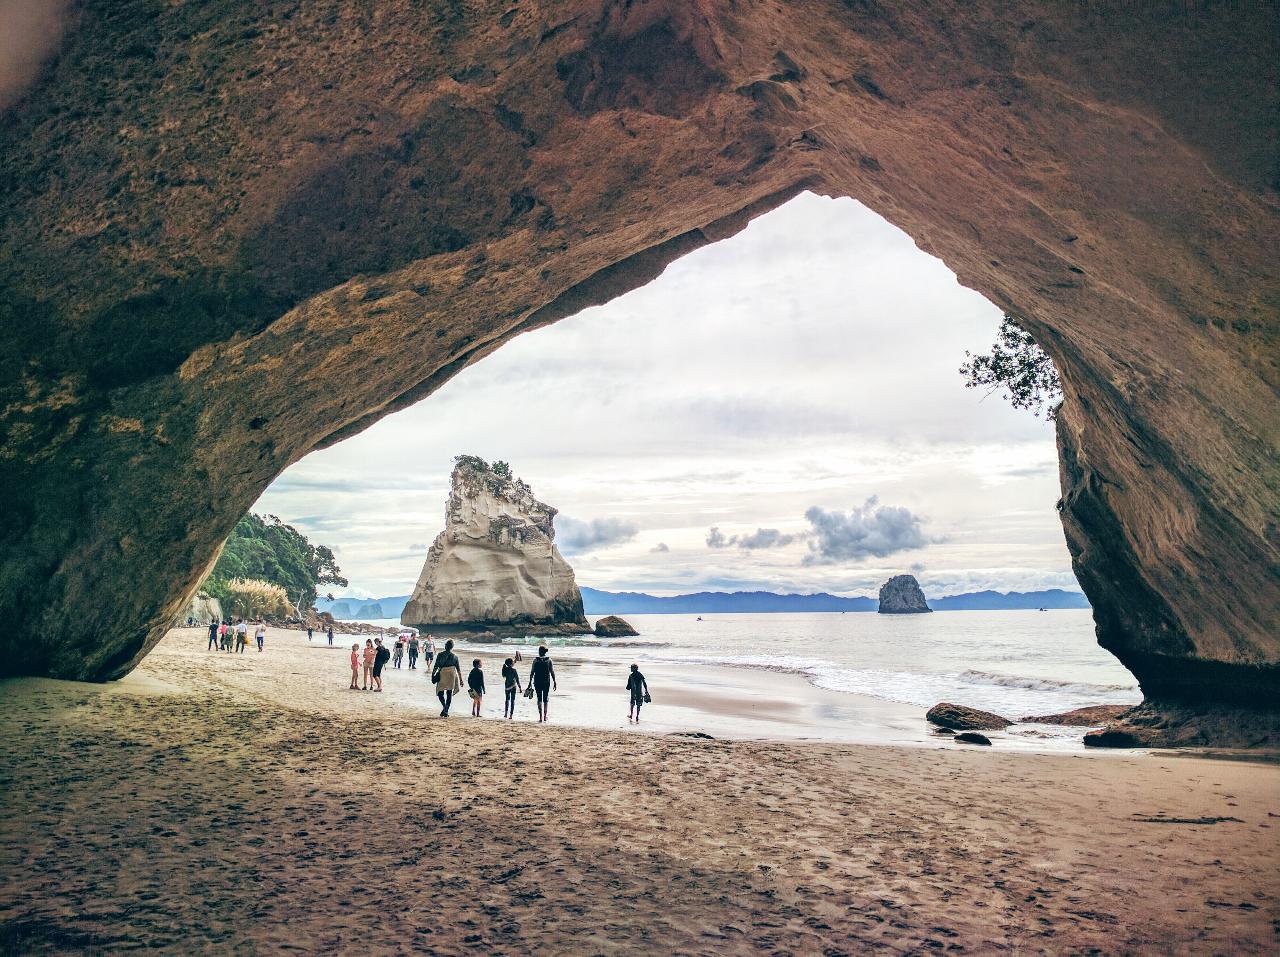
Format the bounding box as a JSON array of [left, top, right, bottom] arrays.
[[370, 610, 1140, 720]]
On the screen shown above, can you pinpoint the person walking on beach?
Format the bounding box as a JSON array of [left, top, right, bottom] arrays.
[[407, 635, 419, 670], [361, 639, 375, 690], [255, 620, 266, 652], [307, 626, 314, 642], [207, 620, 219, 651], [349, 643, 360, 690], [327, 626, 334, 647], [626, 664, 650, 722], [501, 657, 522, 719], [423, 635, 436, 670], [527, 646, 556, 723], [372, 637, 390, 692], [431, 639, 462, 717], [467, 659, 485, 717], [392, 635, 404, 669], [219, 621, 231, 652], [234, 620, 247, 654]]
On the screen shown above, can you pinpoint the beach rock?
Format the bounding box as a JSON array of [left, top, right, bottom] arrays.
[[1083, 701, 1280, 750], [594, 616, 639, 638], [954, 732, 992, 746], [1021, 705, 1131, 727], [878, 576, 931, 614], [400, 457, 590, 638], [0, 1, 1276, 737], [927, 702, 1014, 731]]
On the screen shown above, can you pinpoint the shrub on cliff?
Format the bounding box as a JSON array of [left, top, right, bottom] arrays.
[[959, 314, 1062, 419], [205, 513, 346, 610]]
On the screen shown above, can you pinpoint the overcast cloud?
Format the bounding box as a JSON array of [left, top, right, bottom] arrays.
[[254, 193, 1076, 600]]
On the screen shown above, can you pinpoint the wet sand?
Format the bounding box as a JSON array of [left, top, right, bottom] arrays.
[[1, 627, 1277, 954]]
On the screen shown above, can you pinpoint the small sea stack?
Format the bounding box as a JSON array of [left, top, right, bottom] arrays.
[[878, 574, 932, 614], [594, 615, 639, 638]]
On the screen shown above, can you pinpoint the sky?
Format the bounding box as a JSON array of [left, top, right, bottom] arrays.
[[254, 192, 1078, 601]]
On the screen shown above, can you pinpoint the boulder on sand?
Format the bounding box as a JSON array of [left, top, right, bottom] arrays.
[[1021, 705, 1130, 727], [926, 702, 1013, 731], [594, 615, 639, 638], [954, 732, 992, 745], [878, 575, 931, 614]]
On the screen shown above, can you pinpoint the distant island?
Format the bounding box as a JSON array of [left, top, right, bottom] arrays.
[[317, 587, 1089, 620]]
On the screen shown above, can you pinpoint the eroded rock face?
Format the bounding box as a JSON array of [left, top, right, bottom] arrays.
[[401, 457, 589, 637], [0, 1, 1275, 723], [878, 575, 932, 614]]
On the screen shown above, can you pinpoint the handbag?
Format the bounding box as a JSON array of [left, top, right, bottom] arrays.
[[524, 686, 535, 699], [643, 692, 652, 704]]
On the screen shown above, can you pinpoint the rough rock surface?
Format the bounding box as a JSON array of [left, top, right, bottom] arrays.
[[1021, 705, 1130, 727], [1083, 702, 1280, 750], [0, 2, 1276, 728], [594, 616, 640, 638], [401, 457, 589, 638], [878, 575, 932, 615], [953, 732, 992, 746], [926, 703, 1014, 732]]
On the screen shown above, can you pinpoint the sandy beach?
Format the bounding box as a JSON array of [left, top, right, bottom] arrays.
[[1, 627, 1277, 954]]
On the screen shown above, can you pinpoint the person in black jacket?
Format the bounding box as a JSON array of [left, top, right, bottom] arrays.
[[527, 646, 556, 723], [207, 620, 219, 651], [371, 637, 391, 692], [467, 659, 485, 717], [500, 657, 522, 719], [626, 664, 650, 722]]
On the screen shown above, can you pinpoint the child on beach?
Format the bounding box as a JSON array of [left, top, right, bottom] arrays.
[[501, 657, 522, 719], [349, 644, 360, 689], [254, 620, 266, 652], [468, 659, 485, 717], [362, 639, 375, 690]]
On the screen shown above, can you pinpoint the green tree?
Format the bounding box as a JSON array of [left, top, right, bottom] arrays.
[[959, 314, 1062, 419], [205, 514, 347, 611]]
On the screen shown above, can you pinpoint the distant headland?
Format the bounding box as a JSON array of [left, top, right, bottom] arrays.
[[318, 586, 1090, 620]]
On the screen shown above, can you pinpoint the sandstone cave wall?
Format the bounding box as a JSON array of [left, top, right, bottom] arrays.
[[0, 1, 1275, 697]]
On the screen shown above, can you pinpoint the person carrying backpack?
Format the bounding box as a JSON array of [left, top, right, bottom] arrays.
[[527, 646, 557, 723], [371, 637, 391, 691]]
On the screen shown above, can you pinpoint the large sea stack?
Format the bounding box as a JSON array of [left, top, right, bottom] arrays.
[[401, 457, 590, 640], [878, 575, 932, 614]]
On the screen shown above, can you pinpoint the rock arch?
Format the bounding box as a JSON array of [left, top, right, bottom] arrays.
[[1, 2, 1275, 716]]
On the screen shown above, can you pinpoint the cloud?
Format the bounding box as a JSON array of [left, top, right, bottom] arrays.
[[650, 542, 670, 553], [556, 516, 639, 554], [706, 526, 802, 550], [407, 543, 429, 553], [802, 497, 928, 564]]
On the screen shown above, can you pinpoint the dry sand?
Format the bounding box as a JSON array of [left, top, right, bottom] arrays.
[[1, 628, 1277, 954]]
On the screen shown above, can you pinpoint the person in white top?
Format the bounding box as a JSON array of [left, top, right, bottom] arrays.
[[254, 620, 266, 652]]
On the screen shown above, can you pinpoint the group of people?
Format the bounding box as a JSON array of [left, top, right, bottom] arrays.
[[344, 636, 652, 724], [206, 618, 266, 653], [429, 640, 558, 721]]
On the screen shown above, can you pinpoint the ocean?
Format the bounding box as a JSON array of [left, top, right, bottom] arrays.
[[368, 609, 1140, 721]]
